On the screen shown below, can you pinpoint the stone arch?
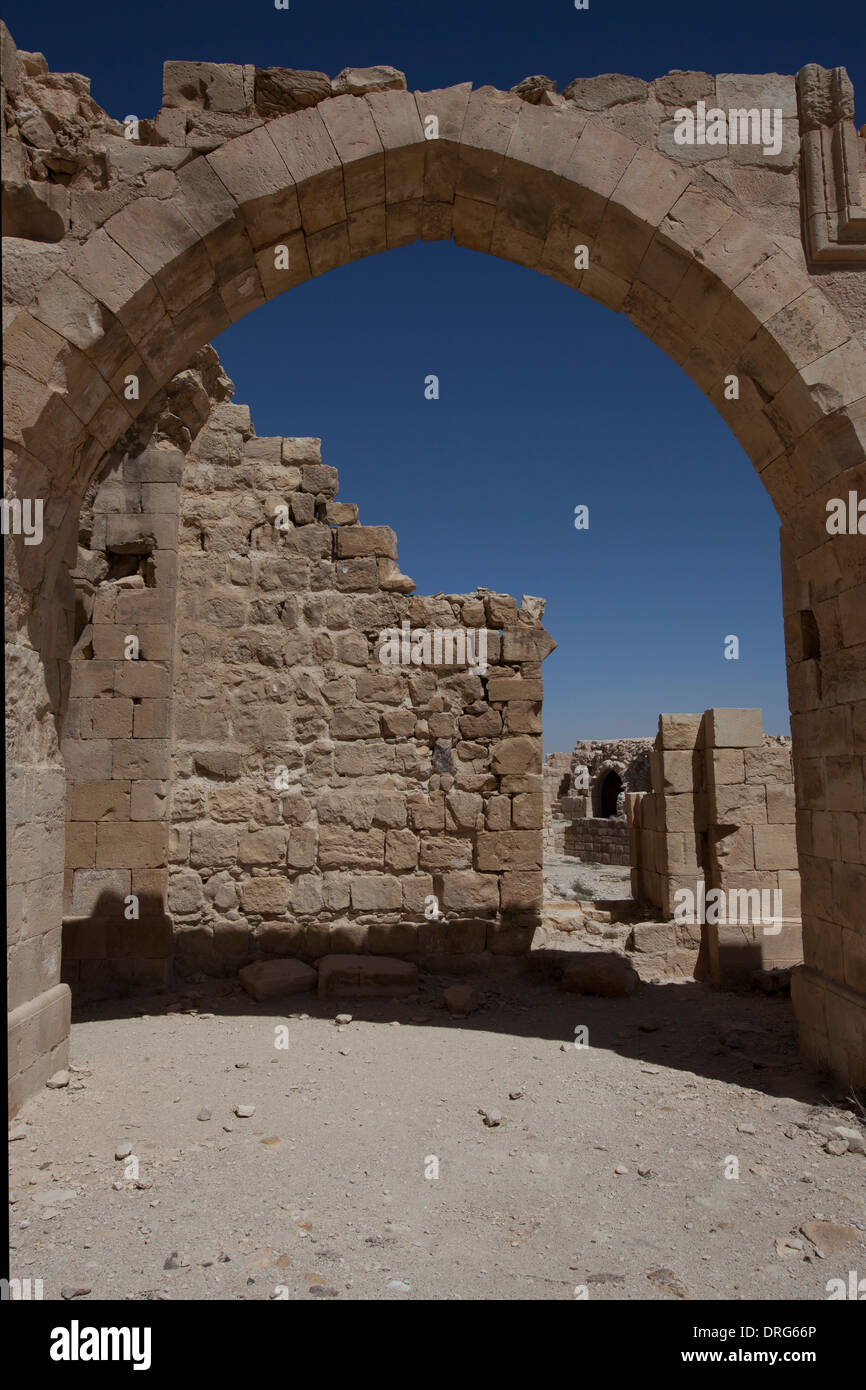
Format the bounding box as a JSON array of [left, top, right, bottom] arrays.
[[6, 74, 866, 1098]]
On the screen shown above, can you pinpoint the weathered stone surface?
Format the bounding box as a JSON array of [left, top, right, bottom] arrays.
[[331, 66, 406, 97], [561, 953, 639, 998], [317, 954, 418, 998], [563, 74, 649, 109], [254, 67, 331, 116], [239, 958, 317, 1000]]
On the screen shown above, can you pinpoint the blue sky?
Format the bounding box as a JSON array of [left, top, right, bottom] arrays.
[[8, 0, 862, 750]]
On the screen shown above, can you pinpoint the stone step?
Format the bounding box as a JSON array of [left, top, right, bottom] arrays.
[[317, 955, 418, 999]]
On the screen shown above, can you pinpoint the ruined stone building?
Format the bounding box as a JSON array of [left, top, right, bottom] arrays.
[[3, 24, 866, 1108], [543, 737, 653, 862]]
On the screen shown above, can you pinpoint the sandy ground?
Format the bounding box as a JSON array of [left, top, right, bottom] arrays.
[[9, 966, 865, 1302], [543, 854, 633, 904]]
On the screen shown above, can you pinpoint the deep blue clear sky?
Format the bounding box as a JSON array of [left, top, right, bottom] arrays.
[[8, 0, 863, 750]]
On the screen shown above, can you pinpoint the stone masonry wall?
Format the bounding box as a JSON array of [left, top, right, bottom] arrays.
[[627, 707, 802, 982], [564, 817, 630, 865], [58, 356, 556, 996]]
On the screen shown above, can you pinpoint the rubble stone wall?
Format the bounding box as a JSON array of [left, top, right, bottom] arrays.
[[57, 356, 555, 998]]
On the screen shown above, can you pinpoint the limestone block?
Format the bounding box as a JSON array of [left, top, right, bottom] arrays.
[[241, 876, 290, 915], [69, 781, 129, 821], [710, 824, 755, 873], [503, 702, 542, 734], [163, 61, 254, 114], [112, 740, 170, 781], [332, 66, 407, 97], [319, 94, 384, 212], [743, 743, 793, 783], [335, 558, 379, 592], [168, 869, 204, 915], [255, 67, 331, 116], [658, 750, 694, 794], [330, 708, 382, 740], [457, 709, 500, 739], [267, 106, 346, 235], [317, 954, 418, 998], [563, 74, 648, 109], [384, 828, 419, 871], [237, 828, 289, 865], [475, 831, 541, 871], [445, 790, 483, 830], [333, 742, 394, 775], [439, 870, 499, 914], [114, 662, 170, 700], [240, 958, 317, 1000], [212, 918, 252, 956], [661, 793, 697, 833], [666, 831, 702, 873], [712, 782, 768, 825], [71, 868, 129, 916], [130, 781, 169, 821], [287, 827, 318, 869], [491, 736, 540, 776], [715, 72, 798, 119], [500, 869, 542, 911], [336, 524, 397, 559], [561, 953, 639, 997], [382, 709, 415, 738], [289, 873, 323, 914], [767, 784, 796, 823], [96, 821, 165, 869], [487, 676, 543, 702], [365, 89, 425, 204], [501, 626, 556, 662], [318, 826, 384, 868], [512, 792, 543, 829], [407, 793, 445, 830], [486, 796, 511, 830], [659, 712, 702, 749], [258, 922, 306, 955], [350, 874, 403, 911], [81, 697, 132, 740], [190, 826, 239, 868], [754, 823, 799, 871], [419, 836, 472, 870], [1, 179, 67, 242]]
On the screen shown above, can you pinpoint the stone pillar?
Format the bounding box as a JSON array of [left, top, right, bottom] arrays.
[[701, 707, 802, 985], [781, 532, 866, 1088]]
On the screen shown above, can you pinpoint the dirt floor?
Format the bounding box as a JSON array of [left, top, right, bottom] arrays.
[[9, 959, 865, 1302]]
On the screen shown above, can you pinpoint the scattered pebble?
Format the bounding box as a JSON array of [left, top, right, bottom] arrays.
[[46, 1071, 69, 1089], [197, 1109, 212, 1122], [335, 1015, 352, 1026], [234, 1105, 255, 1119], [824, 1137, 849, 1156], [479, 1108, 503, 1128], [114, 1144, 133, 1160], [832, 1127, 865, 1154], [614, 1165, 629, 1175], [60, 1285, 91, 1299]]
